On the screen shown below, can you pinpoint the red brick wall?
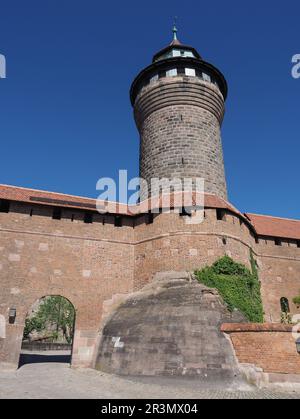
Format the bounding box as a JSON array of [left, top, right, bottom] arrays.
[[0, 202, 135, 367], [255, 242, 300, 322], [1, 199, 300, 369], [134, 209, 255, 289], [222, 324, 300, 375]]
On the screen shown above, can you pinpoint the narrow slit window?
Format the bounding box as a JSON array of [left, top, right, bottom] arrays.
[[146, 213, 154, 225], [84, 213, 93, 224], [0, 200, 10, 213], [216, 209, 226, 221], [52, 208, 62, 220], [114, 216, 122, 227]]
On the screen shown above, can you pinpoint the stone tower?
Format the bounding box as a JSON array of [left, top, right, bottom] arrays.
[[130, 27, 228, 200]]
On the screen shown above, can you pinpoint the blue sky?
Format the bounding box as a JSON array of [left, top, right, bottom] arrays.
[[0, 0, 299, 218]]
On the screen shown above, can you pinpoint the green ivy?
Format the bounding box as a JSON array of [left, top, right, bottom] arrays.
[[293, 295, 300, 307], [24, 296, 75, 344], [195, 255, 264, 323]]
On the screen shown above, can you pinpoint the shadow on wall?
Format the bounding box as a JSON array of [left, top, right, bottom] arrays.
[[18, 352, 72, 368]]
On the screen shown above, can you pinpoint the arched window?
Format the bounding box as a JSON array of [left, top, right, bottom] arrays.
[[280, 297, 290, 314]]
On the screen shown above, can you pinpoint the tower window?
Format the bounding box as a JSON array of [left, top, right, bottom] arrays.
[[84, 213, 93, 224], [202, 73, 211, 82], [146, 213, 154, 225], [222, 237, 227, 245], [185, 68, 196, 77], [114, 216, 122, 227], [173, 50, 181, 57], [150, 74, 159, 84], [280, 297, 290, 314], [52, 208, 62, 220], [275, 238, 282, 246], [214, 80, 220, 90], [185, 51, 194, 58], [0, 200, 10, 213], [166, 68, 177, 77], [216, 209, 226, 221], [297, 241, 300, 248]]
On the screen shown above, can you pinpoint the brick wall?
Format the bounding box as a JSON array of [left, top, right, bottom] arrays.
[[134, 209, 255, 289], [222, 324, 300, 375], [255, 242, 300, 322], [0, 202, 135, 368], [0, 198, 300, 369]]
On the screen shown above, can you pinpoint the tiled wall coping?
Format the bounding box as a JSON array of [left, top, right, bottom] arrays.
[[221, 323, 294, 333]]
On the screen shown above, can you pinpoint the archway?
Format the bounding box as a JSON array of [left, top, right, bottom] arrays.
[[19, 296, 76, 368]]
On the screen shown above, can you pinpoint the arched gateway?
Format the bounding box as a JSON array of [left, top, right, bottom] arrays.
[[19, 296, 76, 367]]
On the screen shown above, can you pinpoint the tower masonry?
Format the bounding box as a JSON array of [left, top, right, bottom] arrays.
[[130, 27, 228, 200]]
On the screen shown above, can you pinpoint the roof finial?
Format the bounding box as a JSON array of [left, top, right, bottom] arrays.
[[172, 17, 178, 41]]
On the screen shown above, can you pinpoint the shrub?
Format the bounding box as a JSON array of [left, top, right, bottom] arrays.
[[195, 255, 264, 323], [293, 295, 300, 308]]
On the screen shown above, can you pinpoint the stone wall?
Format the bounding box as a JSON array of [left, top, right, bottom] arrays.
[[222, 324, 300, 375], [96, 274, 245, 381], [133, 77, 227, 200], [1, 199, 300, 369]]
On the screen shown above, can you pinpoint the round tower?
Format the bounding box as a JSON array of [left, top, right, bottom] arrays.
[[130, 27, 228, 201]]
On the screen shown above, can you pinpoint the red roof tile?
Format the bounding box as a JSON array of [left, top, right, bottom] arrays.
[[3, 184, 299, 240], [246, 213, 300, 240], [0, 184, 244, 218]]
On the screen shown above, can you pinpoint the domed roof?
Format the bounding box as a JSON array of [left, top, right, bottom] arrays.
[[152, 25, 202, 63]]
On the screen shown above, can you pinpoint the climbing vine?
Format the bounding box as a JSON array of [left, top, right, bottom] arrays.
[[195, 254, 264, 323]]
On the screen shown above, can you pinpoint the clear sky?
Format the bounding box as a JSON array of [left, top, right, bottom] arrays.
[[0, 0, 299, 218]]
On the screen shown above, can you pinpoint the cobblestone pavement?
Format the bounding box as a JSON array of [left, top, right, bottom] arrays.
[[0, 356, 299, 399]]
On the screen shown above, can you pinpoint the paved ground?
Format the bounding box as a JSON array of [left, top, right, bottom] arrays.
[[0, 352, 300, 399]]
